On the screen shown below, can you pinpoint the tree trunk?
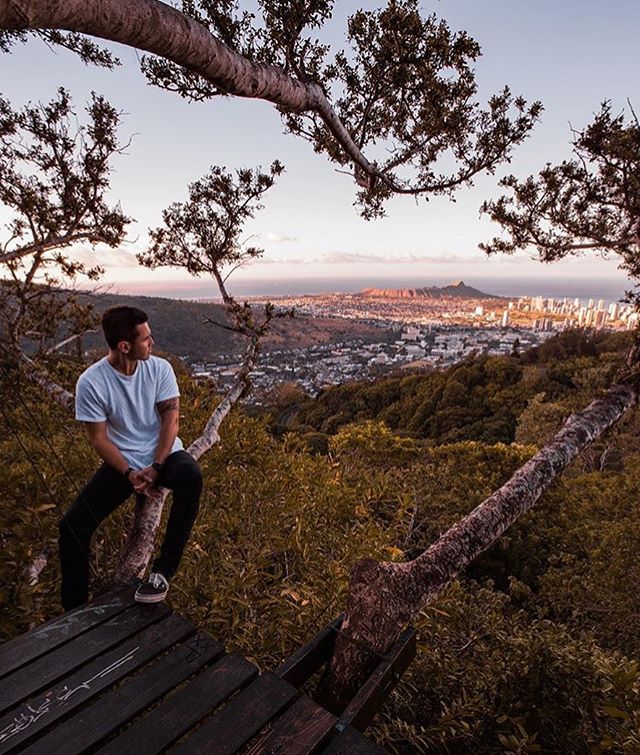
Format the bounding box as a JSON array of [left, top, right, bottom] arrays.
[[112, 336, 259, 583], [318, 381, 638, 711], [0, 0, 377, 179]]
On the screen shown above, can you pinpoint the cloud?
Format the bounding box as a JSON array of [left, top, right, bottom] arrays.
[[320, 251, 484, 265], [261, 231, 298, 244], [252, 251, 492, 266], [70, 245, 140, 268], [250, 250, 625, 270]]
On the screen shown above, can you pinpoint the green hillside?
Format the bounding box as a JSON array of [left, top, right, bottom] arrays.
[[290, 330, 634, 445], [2, 330, 639, 752]]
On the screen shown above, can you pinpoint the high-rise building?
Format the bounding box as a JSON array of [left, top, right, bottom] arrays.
[[501, 310, 510, 328], [597, 299, 605, 311]]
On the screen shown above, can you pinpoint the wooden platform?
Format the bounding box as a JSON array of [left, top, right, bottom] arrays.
[[0, 588, 413, 754]]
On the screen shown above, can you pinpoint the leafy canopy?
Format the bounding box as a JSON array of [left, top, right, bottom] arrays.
[[139, 160, 289, 340], [146, 0, 542, 217], [0, 28, 120, 69], [481, 102, 640, 301], [139, 161, 284, 278], [7, 0, 542, 218], [0, 88, 130, 359]]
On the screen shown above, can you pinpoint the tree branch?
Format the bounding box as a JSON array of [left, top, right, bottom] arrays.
[[0, 0, 495, 194], [319, 374, 639, 709], [16, 350, 75, 410], [46, 327, 97, 353]]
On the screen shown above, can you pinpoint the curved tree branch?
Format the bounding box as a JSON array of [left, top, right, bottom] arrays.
[[0, 0, 535, 198], [16, 350, 75, 410], [0, 1, 342, 137], [0, 231, 114, 265], [46, 327, 97, 354]]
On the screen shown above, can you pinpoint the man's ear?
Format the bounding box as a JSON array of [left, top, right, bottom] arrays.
[[118, 340, 131, 354]]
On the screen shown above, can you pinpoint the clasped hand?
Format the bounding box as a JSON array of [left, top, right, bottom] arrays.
[[129, 467, 161, 500]]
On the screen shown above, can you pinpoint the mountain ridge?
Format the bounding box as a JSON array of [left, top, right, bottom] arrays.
[[361, 280, 501, 299]]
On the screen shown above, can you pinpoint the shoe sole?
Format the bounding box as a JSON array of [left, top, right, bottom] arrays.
[[134, 592, 168, 604]]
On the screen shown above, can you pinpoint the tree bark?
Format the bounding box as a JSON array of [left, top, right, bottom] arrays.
[[112, 335, 259, 583], [0, 231, 113, 265], [25, 550, 49, 586], [18, 352, 75, 410], [47, 329, 98, 354], [0, 0, 378, 181], [318, 381, 638, 711]]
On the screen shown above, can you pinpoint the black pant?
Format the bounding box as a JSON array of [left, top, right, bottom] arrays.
[[59, 450, 203, 610]]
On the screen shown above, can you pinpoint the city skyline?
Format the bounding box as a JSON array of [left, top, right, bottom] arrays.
[[1, 1, 638, 298]]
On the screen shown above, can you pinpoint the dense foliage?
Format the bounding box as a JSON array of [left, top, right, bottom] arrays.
[[291, 330, 633, 447], [0, 88, 129, 361], [481, 103, 640, 304], [1, 331, 639, 752]]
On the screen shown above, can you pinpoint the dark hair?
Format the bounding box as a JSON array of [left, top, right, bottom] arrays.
[[101, 306, 148, 349]]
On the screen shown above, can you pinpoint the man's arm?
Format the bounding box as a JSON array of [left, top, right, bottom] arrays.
[[153, 396, 180, 466], [84, 421, 131, 475], [136, 396, 181, 491], [84, 422, 150, 493]]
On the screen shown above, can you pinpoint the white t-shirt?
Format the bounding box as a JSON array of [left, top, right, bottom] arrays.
[[75, 355, 184, 469]]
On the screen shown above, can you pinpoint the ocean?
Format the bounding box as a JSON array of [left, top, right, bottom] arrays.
[[151, 275, 633, 304]]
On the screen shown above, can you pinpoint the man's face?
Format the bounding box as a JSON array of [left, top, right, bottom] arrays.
[[128, 321, 154, 360]]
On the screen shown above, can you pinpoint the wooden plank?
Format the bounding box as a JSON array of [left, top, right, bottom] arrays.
[[19, 631, 223, 755], [321, 726, 387, 754], [0, 588, 133, 680], [172, 672, 298, 755], [336, 628, 416, 732], [0, 602, 169, 716], [276, 616, 342, 688], [0, 612, 194, 755], [97, 653, 258, 755], [244, 695, 337, 755]]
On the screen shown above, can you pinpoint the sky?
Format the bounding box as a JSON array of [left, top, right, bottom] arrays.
[[1, 0, 639, 300]]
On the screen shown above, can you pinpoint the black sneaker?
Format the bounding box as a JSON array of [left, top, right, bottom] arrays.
[[135, 572, 170, 603]]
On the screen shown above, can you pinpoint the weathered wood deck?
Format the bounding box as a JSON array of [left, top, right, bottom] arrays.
[[0, 588, 415, 753]]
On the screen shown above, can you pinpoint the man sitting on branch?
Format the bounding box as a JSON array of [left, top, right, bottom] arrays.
[[59, 305, 203, 609]]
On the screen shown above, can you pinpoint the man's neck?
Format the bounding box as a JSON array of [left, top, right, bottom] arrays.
[[107, 350, 139, 376]]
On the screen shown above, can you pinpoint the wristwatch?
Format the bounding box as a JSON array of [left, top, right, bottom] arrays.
[[123, 467, 134, 480], [152, 462, 164, 474]]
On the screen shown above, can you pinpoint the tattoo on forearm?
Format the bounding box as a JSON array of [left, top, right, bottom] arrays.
[[156, 397, 179, 416]]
